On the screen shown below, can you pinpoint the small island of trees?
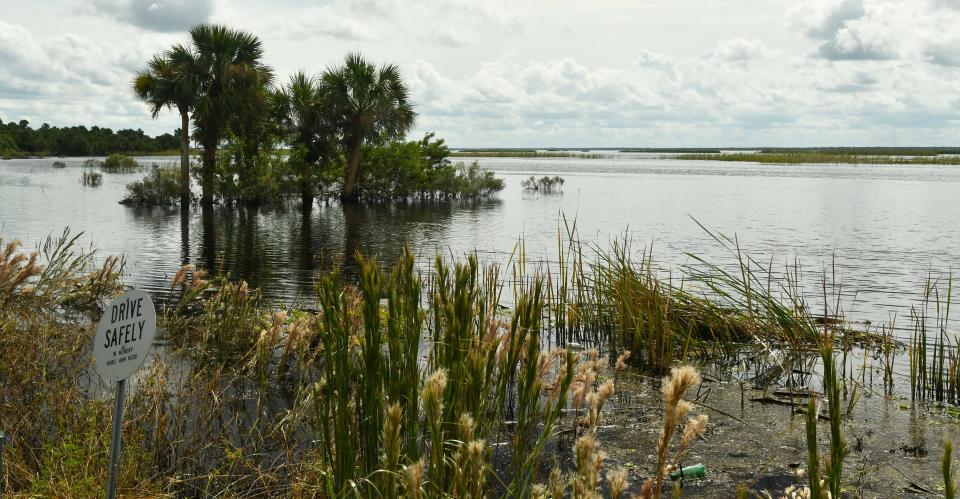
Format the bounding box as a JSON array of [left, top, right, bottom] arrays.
[[129, 24, 503, 208]]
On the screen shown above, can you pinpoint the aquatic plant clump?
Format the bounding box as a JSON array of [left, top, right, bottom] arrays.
[[100, 153, 141, 173], [81, 170, 103, 187], [350, 136, 506, 202], [447, 161, 505, 199], [51, 160, 67, 168], [120, 165, 181, 206], [522, 175, 565, 193]]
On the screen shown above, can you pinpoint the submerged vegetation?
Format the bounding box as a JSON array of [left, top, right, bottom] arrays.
[[121, 165, 182, 206], [100, 153, 141, 173], [522, 175, 565, 193], [80, 170, 103, 187], [354, 136, 504, 201]]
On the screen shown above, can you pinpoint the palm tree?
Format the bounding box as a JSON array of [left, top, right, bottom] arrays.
[[133, 53, 196, 205], [275, 71, 334, 208], [170, 24, 272, 206], [321, 53, 415, 203]]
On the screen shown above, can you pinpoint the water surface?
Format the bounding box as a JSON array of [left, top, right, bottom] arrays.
[[2, 154, 958, 335]]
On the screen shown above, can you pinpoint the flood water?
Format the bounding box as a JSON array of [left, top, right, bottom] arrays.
[[2, 154, 959, 337]]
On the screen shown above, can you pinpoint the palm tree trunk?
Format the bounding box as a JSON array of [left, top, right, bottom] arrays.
[[201, 142, 217, 207], [341, 138, 362, 203], [301, 158, 314, 210], [301, 190, 314, 211], [179, 109, 191, 206]]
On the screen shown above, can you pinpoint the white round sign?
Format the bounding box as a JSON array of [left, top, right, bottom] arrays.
[[94, 289, 157, 382]]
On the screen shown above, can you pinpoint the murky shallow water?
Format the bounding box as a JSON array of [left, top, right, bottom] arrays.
[[2, 154, 959, 333]]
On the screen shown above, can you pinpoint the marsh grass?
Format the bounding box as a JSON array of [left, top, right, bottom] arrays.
[[542, 221, 834, 375], [909, 273, 956, 403], [675, 151, 960, 165], [0, 231, 140, 495], [141, 246, 584, 496], [99, 153, 142, 173], [452, 150, 607, 159], [80, 170, 103, 187]]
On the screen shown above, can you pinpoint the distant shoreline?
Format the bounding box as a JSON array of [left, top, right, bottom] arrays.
[[672, 151, 960, 165], [1, 149, 183, 160], [448, 147, 960, 164]]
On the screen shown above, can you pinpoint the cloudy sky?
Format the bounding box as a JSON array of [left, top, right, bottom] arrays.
[[1, 0, 959, 147]]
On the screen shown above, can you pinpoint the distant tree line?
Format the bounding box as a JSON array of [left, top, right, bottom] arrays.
[[0, 118, 178, 157]]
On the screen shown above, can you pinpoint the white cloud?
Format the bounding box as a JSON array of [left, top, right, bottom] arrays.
[[791, 0, 866, 39], [0, 18, 171, 131], [703, 38, 770, 62], [407, 44, 960, 146], [279, 7, 380, 41], [926, 40, 960, 66], [428, 28, 472, 48], [791, 0, 960, 62], [84, 0, 215, 32]]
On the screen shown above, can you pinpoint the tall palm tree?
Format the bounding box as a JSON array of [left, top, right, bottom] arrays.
[[275, 71, 334, 208], [170, 24, 272, 206], [321, 53, 415, 203], [133, 53, 196, 205]]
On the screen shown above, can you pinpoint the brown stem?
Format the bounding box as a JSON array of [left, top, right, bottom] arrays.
[[179, 109, 191, 206]]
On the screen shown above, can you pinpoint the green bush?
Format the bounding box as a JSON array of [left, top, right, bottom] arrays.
[[101, 153, 140, 172], [213, 146, 293, 205], [447, 161, 506, 199], [121, 165, 181, 206], [353, 133, 504, 201]]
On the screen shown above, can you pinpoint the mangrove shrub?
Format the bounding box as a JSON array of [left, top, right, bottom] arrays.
[[354, 133, 504, 201], [121, 165, 181, 206]]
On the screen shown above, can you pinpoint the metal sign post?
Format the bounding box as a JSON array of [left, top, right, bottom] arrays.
[[94, 290, 156, 499], [105, 379, 126, 499]]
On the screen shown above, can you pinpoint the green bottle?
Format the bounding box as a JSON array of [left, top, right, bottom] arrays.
[[669, 463, 706, 480]]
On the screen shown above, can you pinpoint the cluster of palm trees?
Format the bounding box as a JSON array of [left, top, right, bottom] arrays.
[[133, 24, 415, 207]]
